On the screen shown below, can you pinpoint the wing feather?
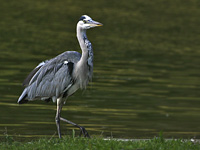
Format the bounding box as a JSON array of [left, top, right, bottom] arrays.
[[23, 51, 81, 86], [23, 61, 47, 86], [20, 51, 81, 101]]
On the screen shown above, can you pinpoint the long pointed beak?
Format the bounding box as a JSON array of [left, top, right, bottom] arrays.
[[89, 20, 103, 27]]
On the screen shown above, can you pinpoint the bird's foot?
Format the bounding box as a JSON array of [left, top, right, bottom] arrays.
[[59, 117, 90, 138], [79, 126, 90, 138]]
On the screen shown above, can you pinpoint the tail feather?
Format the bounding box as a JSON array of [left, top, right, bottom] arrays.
[[18, 88, 28, 104]]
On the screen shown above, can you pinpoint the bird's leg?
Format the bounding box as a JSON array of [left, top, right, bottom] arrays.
[[60, 117, 90, 138], [55, 98, 63, 138], [55, 98, 89, 138]]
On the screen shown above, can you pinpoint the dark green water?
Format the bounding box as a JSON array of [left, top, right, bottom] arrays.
[[0, 0, 200, 139]]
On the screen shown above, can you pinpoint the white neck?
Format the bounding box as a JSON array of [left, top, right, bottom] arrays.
[[76, 25, 89, 64], [72, 23, 94, 89]]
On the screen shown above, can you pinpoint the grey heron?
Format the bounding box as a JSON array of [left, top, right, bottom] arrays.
[[17, 15, 103, 138]]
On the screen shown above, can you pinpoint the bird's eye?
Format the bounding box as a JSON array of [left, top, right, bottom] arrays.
[[83, 20, 87, 23]]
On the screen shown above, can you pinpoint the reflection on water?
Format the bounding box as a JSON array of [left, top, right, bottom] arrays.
[[1, 0, 200, 139]]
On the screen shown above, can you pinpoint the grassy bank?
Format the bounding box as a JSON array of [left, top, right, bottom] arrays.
[[1, 136, 200, 150]]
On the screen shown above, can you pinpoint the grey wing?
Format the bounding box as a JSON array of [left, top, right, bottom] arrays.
[[19, 51, 81, 102], [23, 51, 81, 87], [29, 62, 73, 100]]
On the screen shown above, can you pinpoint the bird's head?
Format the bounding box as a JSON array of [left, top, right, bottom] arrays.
[[77, 15, 103, 30]]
